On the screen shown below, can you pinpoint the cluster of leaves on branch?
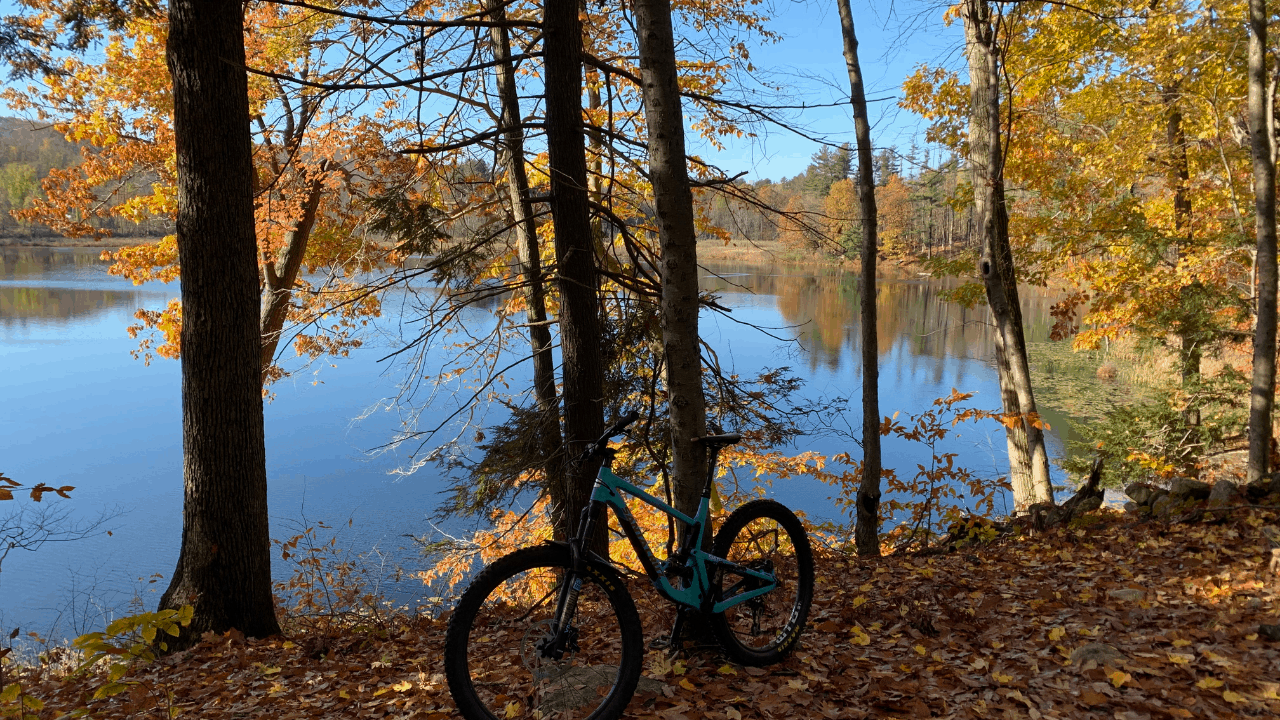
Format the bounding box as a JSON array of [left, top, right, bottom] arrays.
[[7, 507, 1280, 718], [0, 473, 73, 503]]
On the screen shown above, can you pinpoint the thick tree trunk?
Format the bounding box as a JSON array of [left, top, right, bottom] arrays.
[[632, 0, 708, 523], [259, 174, 323, 380], [543, 0, 605, 546], [836, 0, 882, 558], [159, 0, 280, 646], [1248, 0, 1278, 484], [487, 0, 566, 518], [962, 0, 1053, 511]]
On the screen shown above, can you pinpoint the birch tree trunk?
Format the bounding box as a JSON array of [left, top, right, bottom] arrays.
[[961, 0, 1053, 511], [836, 0, 882, 557], [158, 0, 280, 647], [486, 0, 566, 523], [1248, 0, 1277, 484], [632, 0, 709, 521], [543, 0, 605, 545]]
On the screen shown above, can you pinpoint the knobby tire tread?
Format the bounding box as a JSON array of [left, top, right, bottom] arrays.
[[710, 499, 814, 666], [444, 544, 643, 720]]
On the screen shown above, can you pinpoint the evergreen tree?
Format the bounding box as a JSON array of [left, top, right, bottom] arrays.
[[873, 147, 898, 186]]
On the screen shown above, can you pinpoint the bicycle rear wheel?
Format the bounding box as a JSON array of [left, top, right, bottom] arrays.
[[444, 544, 643, 720], [709, 499, 814, 666]]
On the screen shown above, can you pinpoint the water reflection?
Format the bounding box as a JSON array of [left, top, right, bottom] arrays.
[[0, 247, 158, 332], [702, 261, 1059, 373]]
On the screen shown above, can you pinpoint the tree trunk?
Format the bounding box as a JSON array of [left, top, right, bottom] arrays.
[[836, 0, 882, 558], [159, 0, 280, 646], [962, 0, 1053, 511], [259, 173, 323, 380], [487, 0, 566, 520], [632, 0, 708, 523], [1248, 0, 1277, 485], [543, 0, 605, 546], [1164, 90, 1201, 389]]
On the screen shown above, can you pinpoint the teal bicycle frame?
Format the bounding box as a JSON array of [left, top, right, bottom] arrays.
[[583, 462, 777, 615]]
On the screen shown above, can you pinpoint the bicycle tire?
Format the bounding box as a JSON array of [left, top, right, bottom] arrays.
[[444, 544, 643, 720], [709, 499, 814, 666]]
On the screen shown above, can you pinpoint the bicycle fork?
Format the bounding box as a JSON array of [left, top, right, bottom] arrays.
[[538, 500, 606, 661]]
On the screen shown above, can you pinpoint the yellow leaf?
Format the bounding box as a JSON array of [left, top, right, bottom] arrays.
[[260, 665, 281, 675], [913, 645, 926, 656], [1172, 639, 1192, 648], [717, 664, 737, 675], [1109, 670, 1131, 688], [993, 671, 1014, 683], [1222, 690, 1245, 703], [850, 626, 871, 646], [673, 660, 687, 675], [338, 689, 350, 699], [1196, 677, 1223, 689], [1167, 652, 1194, 665], [679, 678, 695, 691], [282, 640, 297, 649], [1049, 627, 1065, 642], [393, 680, 413, 692], [505, 701, 521, 718], [0, 684, 18, 703]]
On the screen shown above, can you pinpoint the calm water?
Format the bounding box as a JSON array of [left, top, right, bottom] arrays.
[[1, 247, 1080, 639]]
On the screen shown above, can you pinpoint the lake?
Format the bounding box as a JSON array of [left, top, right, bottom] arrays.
[[1, 247, 1090, 640]]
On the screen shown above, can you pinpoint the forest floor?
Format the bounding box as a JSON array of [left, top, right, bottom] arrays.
[[8, 504, 1280, 719]]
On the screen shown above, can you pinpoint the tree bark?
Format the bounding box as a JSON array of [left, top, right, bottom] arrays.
[[543, 0, 605, 545], [836, 0, 882, 558], [1248, 0, 1277, 484], [632, 0, 709, 523], [159, 0, 280, 646], [487, 0, 566, 517], [259, 173, 324, 380], [962, 0, 1053, 511]]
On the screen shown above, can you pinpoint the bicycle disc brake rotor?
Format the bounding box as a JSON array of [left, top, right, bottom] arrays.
[[521, 619, 576, 682]]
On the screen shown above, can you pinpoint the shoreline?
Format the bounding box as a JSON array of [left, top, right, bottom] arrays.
[[0, 236, 165, 249]]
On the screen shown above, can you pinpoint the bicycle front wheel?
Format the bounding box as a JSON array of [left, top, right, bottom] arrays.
[[444, 544, 643, 720], [709, 499, 814, 666]]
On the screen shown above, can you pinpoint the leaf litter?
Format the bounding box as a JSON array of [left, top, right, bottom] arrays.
[[6, 507, 1280, 719]]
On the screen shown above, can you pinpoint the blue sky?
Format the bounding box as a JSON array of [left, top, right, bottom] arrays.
[[694, 0, 961, 181]]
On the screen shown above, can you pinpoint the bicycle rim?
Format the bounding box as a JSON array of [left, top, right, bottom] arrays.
[[446, 546, 641, 720], [711, 500, 812, 663]]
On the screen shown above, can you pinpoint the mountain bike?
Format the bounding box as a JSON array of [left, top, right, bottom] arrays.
[[444, 411, 814, 720]]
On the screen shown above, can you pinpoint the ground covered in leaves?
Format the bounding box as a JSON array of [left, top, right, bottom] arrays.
[[8, 507, 1280, 719]]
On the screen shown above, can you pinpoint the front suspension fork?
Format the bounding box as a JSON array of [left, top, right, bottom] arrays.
[[542, 500, 606, 659]]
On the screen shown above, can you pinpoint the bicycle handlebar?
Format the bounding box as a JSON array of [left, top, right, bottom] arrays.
[[599, 410, 640, 443], [579, 411, 640, 463]]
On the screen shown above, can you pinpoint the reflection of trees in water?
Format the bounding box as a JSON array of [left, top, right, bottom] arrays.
[[1, 286, 140, 326], [2, 247, 110, 280], [700, 262, 1060, 377], [2, 249, 140, 327]]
